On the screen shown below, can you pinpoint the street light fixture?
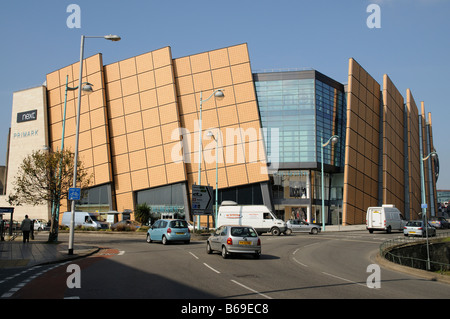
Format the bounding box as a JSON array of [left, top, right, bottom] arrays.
[[321, 135, 339, 232], [68, 34, 121, 255]]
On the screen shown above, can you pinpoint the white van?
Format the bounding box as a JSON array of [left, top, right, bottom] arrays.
[[217, 201, 287, 236], [61, 212, 108, 229], [366, 205, 407, 233]]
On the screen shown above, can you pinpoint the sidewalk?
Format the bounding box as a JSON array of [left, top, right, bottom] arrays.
[[0, 232, 99, 269]]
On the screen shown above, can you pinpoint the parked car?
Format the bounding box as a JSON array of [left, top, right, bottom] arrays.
[[111, 219, 141, 231], [206, 225, 261, 259], [403, 220, 436, 237], [146, 219, 190, 244], [428, 217, 450, 229], [32, 219, 47, 231], [286, 219, 321, 235]]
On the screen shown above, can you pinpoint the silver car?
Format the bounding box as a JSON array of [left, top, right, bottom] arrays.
[[206, 225, 261, 259], [286, 219, 321, 235], [403, 220, 436, 237]]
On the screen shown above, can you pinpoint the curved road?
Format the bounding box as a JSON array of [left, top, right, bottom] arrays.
[[6, 230, 450, 300]]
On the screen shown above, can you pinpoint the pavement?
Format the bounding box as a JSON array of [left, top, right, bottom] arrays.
[[0, 224, 367, 269], [0, 231, 100, 269]]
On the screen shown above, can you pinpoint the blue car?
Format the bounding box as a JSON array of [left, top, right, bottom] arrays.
[[146, 219, 191, 244]]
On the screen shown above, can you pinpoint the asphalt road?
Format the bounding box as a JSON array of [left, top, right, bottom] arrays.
[[4, 230, 450, 301]]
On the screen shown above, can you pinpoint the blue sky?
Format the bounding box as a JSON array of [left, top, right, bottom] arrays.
[[1, 0, 449, 189]]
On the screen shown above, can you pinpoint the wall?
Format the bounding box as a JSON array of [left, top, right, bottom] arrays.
[[0, 86, 50, 221], [343, 58, 381, 225]]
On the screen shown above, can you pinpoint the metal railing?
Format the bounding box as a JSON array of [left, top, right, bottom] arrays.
[[380, 232, 450, 273], [0, 221, 21, 241]]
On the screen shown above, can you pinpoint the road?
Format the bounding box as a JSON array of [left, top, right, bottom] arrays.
[[2, 230, 450, 302]]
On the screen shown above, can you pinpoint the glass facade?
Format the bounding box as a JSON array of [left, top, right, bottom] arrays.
[[218, 183, 263, 206], [255, 72, 346, 167], [256, 78, 316, 163], [315, 79, 346, 167], [135, 183, 187, 219], [254, 70, 347, 225], [75, 184, 112, 213]]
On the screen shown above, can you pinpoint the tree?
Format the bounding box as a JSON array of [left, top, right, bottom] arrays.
[[7, 149, 92, 242], [134, 203, 151, 225]]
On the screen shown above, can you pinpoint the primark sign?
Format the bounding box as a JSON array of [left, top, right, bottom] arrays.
[[17, 109, 37, 123]]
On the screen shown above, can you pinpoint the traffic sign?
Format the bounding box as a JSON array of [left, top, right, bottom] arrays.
[[68, 187, 81, 201], [192, 185, 213, 215]]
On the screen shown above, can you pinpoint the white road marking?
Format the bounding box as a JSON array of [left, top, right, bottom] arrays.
[[321, 271, 367, 287], [231, 279, 273, 299], [292, 257, 308, 267], [203, 263, 221, 274], [189, 252, 199, 259]]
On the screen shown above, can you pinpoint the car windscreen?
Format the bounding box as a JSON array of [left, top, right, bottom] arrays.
[[406, 221, 422, 227], [230, 227, 257, 237], [169, 220, 188, 228]]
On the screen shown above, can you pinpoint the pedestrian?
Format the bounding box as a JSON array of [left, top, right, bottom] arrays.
[[21, 215, 32, 243]]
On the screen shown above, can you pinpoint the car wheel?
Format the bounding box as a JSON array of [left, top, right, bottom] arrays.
[[206, 242, 212, 254], [221, 246, 228, 259], [254, 251, 261, 259], [271, 227, 280, 236], [386, 226, 392, 234], [285, 228, 292, 235], [162, 235, 168, 245], [185, 240, 190, 244], [311, 228, 318, 235], [146, 233, 152, 243]]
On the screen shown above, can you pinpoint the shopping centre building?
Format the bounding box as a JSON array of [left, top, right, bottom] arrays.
[[0, 43, 439, 226]]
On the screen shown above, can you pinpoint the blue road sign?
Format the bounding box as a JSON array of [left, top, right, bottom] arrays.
[[68, 187, 81, 201]]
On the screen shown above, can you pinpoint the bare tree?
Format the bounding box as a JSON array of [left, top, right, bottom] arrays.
[[7, 149, 92, 242]]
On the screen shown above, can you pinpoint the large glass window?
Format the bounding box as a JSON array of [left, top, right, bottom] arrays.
[[218, 183, 263, 205], [76, 184, 111, 213], [256, 79, 316, 163], [136, 183, 186, 219], [255, 73, 346, 168], [271, 171, 310, 200], [315, 80, 346, 167]]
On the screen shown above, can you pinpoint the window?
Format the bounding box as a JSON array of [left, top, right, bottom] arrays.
[[76, 184, 111, 213]]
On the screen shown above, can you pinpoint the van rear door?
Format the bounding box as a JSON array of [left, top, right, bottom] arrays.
[[368, 208, 383, 228]]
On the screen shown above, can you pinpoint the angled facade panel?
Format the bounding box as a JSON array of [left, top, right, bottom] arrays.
[[382, 75, 405, 212], [343, 59, 381, 225]]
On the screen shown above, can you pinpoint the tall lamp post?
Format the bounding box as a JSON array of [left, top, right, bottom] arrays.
[[207, 131, 219, 228], [321, 135, 339, 231], [196, 89, 224, 230], [50, 76, 93, 242], [420, 150, 437, 270], [68, 34, 121, 255]]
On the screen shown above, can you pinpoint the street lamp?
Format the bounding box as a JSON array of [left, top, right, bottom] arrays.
[[207, 131, 219, 228], [50, 77, 93, 242], [68, 34, 121, 255], [420, 150, 437, 270], [196, 89, 224, 230], [321, 135, 339, 231], [197, 89, 224, 185]]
